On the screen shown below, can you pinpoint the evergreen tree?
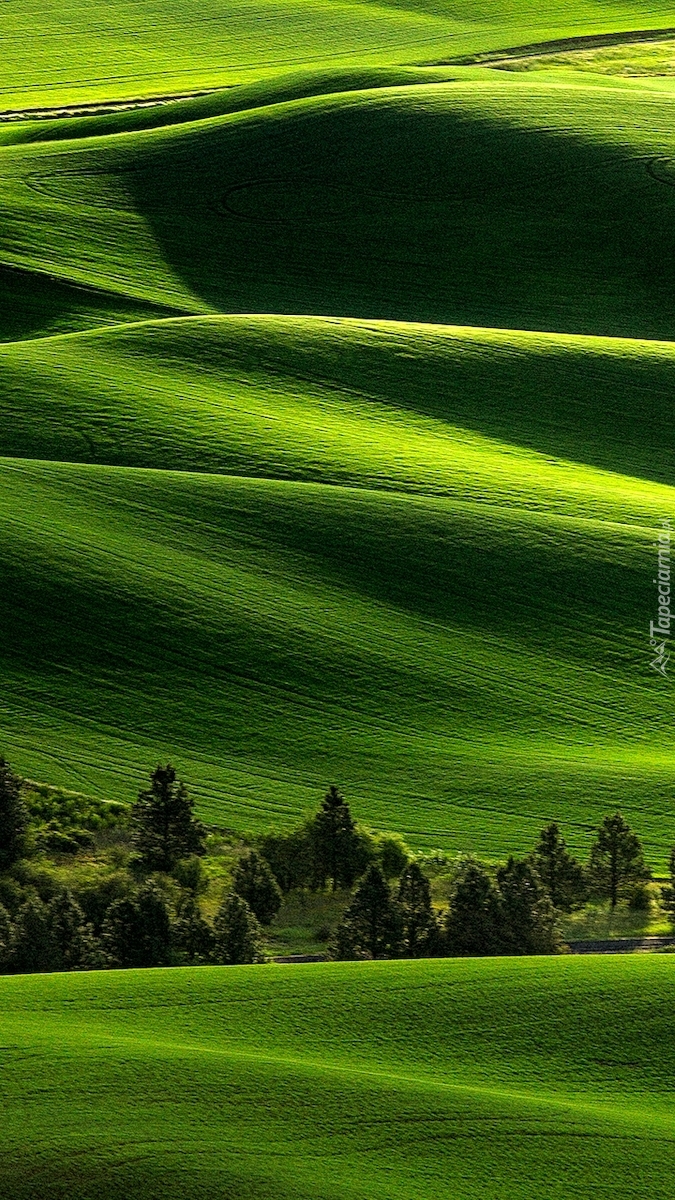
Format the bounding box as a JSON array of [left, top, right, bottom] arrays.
[[130, 764, 206, 872], [496, 857, 562, 954], [48, 889, 88, 969], [396, 862, 438, 957], [445, 861, 504, 956], [233, 850, 282, 925], [531, 822, 586, 911], [665, 845, 675, 922], [173, 895, 214, 964], [0, 902, 12, 970], [102, 883, 173, 967], [333, 865, 401, 959], [588, 813, 650, 909], [213, 893, 263, 965], [0, 758, 29, 870], [9, 896, 58, 973], [310, 786, 370, 891]]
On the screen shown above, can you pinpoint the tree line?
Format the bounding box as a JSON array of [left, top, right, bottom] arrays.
[[0, 757, 664, 972]]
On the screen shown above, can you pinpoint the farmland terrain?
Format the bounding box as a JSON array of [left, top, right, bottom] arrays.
[[2, 955, 675, 1199], [1, 0, 674, 865]]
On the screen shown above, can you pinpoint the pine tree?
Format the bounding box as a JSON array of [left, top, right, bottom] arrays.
[[531, 823, 586, 911], [310, 786, 370, 891], [213, 893, 263, 965], [48, 889, 88, 969], [0, 902, 12, 970], [232, 850, 282, 925], [396, 862, 438, 957], [174, 895, 214, 964], [0, 758, 29, 870], [130, 764, 206, 872], [496, 857, 562, 954], [588, 813, 650, 909], [333, 865, 401, 959], [9, 896, 58, 973], [445, 861, 504, 956]]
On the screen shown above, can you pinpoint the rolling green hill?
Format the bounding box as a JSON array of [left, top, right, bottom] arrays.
[[2, 0, 674, 111], [2, 955, 675, 1198], [2, 3, 675, 865]]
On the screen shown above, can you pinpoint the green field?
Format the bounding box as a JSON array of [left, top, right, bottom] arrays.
[[3, 1, 675, 866], [1, 955, 674, 1198]]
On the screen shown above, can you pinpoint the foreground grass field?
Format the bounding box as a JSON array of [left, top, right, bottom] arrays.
[[1, 955, 674, 1199], [2, 3, 675, 862]]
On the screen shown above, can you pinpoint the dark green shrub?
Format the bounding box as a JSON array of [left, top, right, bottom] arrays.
[[101, 883, 173, 968], [174, 895, 214, 964], [377, 834, 410, 880], [213, 893, 263, 965], [0, 758, 29, 870], [233, 850, 282, 925]]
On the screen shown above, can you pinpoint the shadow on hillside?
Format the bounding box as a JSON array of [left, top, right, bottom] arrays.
[[125, 94, 675, 341]]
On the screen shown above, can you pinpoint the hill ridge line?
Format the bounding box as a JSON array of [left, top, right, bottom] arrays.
[[445, 25, 675, 66], [5, 311, 675, 353]]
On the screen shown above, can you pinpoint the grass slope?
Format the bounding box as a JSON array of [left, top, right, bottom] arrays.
[[1, 0, 674, 110], [0, 315, 673, 860], [5, 73, 675, 339], [2, 6, 675, 860], [1, 956, 675, 1198]]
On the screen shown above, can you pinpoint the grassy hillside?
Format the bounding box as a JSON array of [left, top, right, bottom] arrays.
[[2, 955, 675, 1198], [0, 315, 674, 858], [2, 0, 674, 110], [2, 5, 675, 864], [5, 74, 675, 339]]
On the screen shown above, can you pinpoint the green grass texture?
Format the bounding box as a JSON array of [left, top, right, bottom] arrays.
[[2, 5, 675, 862], [2, 0, 674, 110], [1, 955, 675, 1199]]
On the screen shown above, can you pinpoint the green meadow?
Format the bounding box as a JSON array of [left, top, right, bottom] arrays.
[[2, 33, 675, 857], [5, 3, 675, 1198], [2, 955, 675, 1199]]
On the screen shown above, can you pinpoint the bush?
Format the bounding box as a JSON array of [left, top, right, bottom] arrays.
[[377, 834, 410, 880], [232, 851, 282, 925], [75, 872, 132, 934], [213, 893, 264, 965], [101, 883, 173, 968], [627, 882, 652, 911], [173, 895, 214, 964], [258, 826, 318, 893]]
